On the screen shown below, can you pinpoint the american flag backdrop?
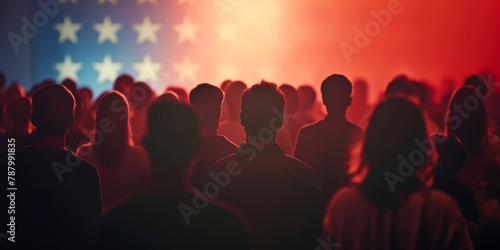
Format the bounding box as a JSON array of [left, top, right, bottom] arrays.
[[1, 0, 499, 101]]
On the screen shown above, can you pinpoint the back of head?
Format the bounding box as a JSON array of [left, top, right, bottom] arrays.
[[241, 80, 285, 137], [4, 82, 26, 105], [167, 86, 189, 105], [410, 80, 432, 108], [353, 79, 368, 103], [220, 79, 233, 92], [385, 78, 413, 99], [144, 102, 199, 174], [224, 80, 247, 120], [113, 74, 135, 96], [361, 98, 428, 209], [464, 75, 489, 97], [61, 78, 78, 94], [279, 84, 299, 115], [297, 85, 316, 111], [155, 91, 179, 104], [79, 87, 93, 105], [94, 91, 131, 167], [446, 86, 487, 158], [190, 83, 223, 124], [6, 96, 32, 126], [32, 84, 75, 136], [130, 82, 154, 110], [321, 74, 353, 111]]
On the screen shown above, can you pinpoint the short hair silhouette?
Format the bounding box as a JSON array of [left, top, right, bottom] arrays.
[[279, 84, 299, 114], [385, 78, 412, 98], [61, 78, 77, 93], [94, 91, 131, 167], [241, 80, 285, 136], [156, 91, 179, 103], [225, 80, 247, 121], [464, 75, 489, 97], [167, 86, 189, 105], [79, 87, 93, 103], [144, 102, 199, 173], [321, 74, 353, 110], [31, 84, 75, 135], [297, 85, 316, 110], [361, 98, 428, 209], [190, 83, 224, 123], [220, 79, 233, 92], [130, 81, 154, 109], [446, 86, 487, 158], [114, 74, 135, 95]]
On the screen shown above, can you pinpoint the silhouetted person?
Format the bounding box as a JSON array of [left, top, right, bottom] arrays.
[[446, 87, 500, 228], [218, 80, 247, 145], [189, 83, 237, 187], [130, 82, 155, 146], [278, 84, 302, 149], [347, 78, 372, 127], [155, 91, 179, 103], [77, 91, 151, 212], [78, 86, 95, 131], [167, 86, 189, 105], [97, 102, 249, 250], [220, 79, 233, 121], [61, 79, 90, 152], [294, 74, 364, 199], [1, 84, 102, 250], [323, 98, 473, 250], [3, 81, 25, 107], [200, 80, 324, 249], [113, 74, 135, 99], [410, 80, 439, 135], [296, 85, 318, 125]]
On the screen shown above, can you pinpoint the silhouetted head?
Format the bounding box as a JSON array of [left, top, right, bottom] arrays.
[[361, 98, 428, 209], [61, 78, 78, 94], [167, 86, 189, 105], [384, 78, 412, 99], [6, 96, 31, 127], [129, 82, 155, 110], [113, 74, 135, 96], [190, 83, 223, 131], [224, 80, 247, 121], [4, 82, 26, 105], [220, 79, 233, 92], [144, 102, 199, 175], [410, 80, 432, 108], [241, 80, 285, 138], [94, 91, 131, 167], [321, 74, 353, 112], [155, 91, 179, 103], [279, 84, 299, 115], [297, 85, 316, 111], [446, 86, 487, 158], [31, 84, 75, 136], [464, 75, 490, 97], [62, 79, 82, 121], [79, 87, 93, 105], [352, 79, 368, 104], [430, 134, 467, 175]]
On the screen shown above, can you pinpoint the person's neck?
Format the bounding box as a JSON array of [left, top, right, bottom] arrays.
[[31, 131, 67, 151], [326, 109, 347, 120]]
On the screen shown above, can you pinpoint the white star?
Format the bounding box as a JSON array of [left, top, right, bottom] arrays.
[[93, 55, 123, 84], [53, 16, 82, 44], [97, 0, 118, 4], [216, 61, 239, 81], [133, 16, 162, 44], [133, 55, 161, 83], [93, 16, 122, 44], [55, 55, 82, 81], [177, 0, 196, 5], [215, 22, 236, 43], [173, 57, 200, 83], [137, 0, 157, 4], [173, 17, 200, 44], [257, 61, 278, 80]]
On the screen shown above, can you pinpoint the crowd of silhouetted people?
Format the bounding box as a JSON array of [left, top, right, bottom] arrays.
[[0, 70, 499, 249]]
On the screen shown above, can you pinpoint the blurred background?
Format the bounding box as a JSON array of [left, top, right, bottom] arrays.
[[0, 0, 499, 103]]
